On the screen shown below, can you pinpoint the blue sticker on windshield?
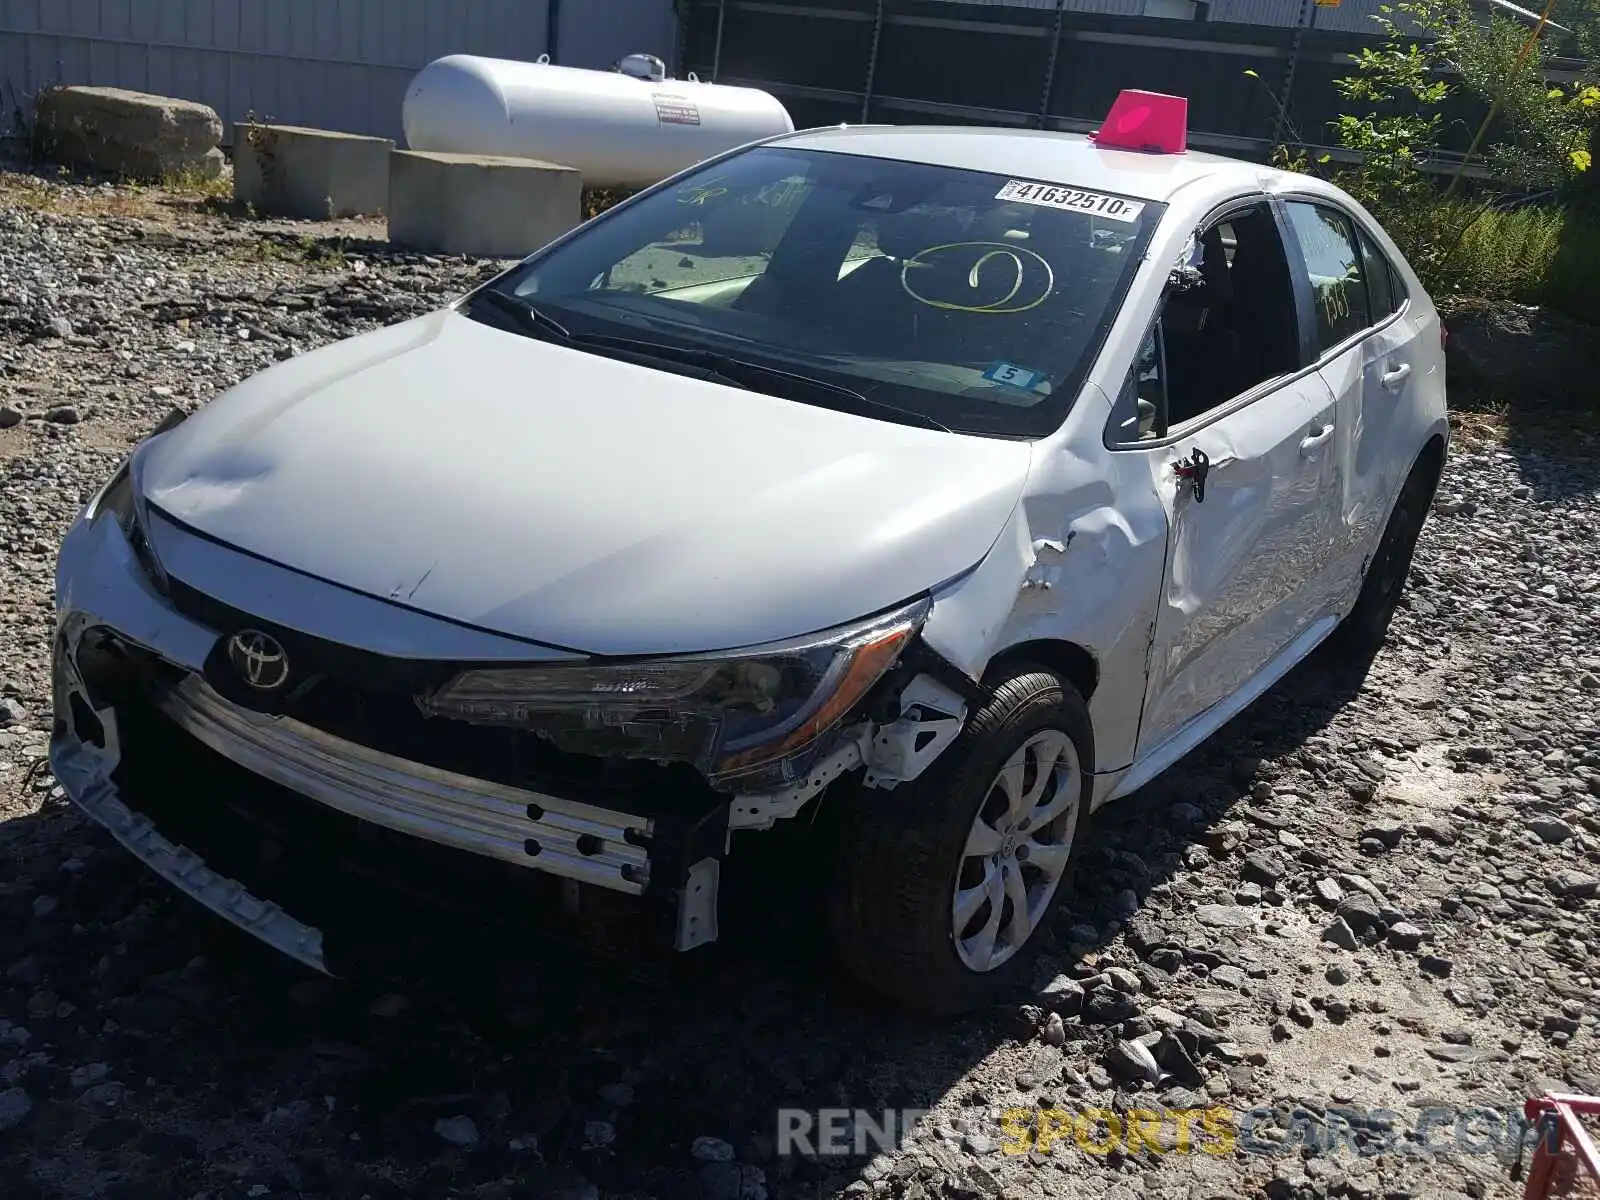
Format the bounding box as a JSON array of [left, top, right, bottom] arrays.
[[983, 362, 1045, 391]]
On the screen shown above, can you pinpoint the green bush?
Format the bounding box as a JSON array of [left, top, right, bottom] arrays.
[[1538, 208, 1600, 316], [1272, 0, 1600, 322], [1379, 198, 1600, 318]]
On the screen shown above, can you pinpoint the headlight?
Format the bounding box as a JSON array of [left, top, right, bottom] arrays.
[[87, 460, 135, 526], [419, 597, 931, 787], [87, 456, 169, 593]]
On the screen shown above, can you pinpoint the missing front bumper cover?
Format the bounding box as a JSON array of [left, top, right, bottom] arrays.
[[51, 632, 731, 970], [50, 683, 331, 974], [156, 675, 656, 895]]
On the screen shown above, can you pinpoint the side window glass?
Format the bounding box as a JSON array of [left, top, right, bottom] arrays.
[[1355, 227, 1397, 318], [1285, 202, 1372, 353], [1151, 201, 1300, 430], [1113, 322, 1166, 442], [1388, 260, 1407, 306], [1111, 200, 1307, 445]]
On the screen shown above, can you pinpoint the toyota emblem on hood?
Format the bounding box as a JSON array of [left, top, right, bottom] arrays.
[[227, 629, 290, 691]]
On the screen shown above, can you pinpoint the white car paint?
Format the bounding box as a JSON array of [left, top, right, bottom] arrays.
[[911, 143, 1447, 791], [1133, 365, 1345, 760], [136, 307, 1034, 655], [50, 118, 1449, 969]]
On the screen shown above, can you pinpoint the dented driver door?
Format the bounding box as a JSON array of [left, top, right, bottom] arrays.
[[1134, 371, 1343, 762]]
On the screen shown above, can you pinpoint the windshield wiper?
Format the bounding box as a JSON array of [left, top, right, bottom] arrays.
[[468, 299, 952, 433], [470, 289, 575, 342], [574, 334, 955, 433]]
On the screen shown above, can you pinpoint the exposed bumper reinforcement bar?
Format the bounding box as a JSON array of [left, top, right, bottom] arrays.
[[154, 677, 654, 895], [50, 717, 332, 975]]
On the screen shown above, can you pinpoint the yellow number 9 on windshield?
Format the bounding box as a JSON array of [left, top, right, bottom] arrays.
[[900, 242, 1056, 314]]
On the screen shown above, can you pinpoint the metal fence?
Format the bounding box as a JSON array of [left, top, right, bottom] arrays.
[[0, 0, 680, 143], [680, 0, 1509, 171]]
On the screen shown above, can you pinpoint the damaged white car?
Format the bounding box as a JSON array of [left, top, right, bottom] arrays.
[[52, 92, 1447, 1015]]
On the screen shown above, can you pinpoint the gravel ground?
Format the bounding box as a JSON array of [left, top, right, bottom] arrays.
[[3, 165, 1600, 1200]]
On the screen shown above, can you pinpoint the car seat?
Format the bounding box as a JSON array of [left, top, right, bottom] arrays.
[[1161, 225, 1242, 424], [1225, 223, 1297, 384]]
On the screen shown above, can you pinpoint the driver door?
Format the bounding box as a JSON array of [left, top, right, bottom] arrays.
[[1109, 200, 1345, 760]]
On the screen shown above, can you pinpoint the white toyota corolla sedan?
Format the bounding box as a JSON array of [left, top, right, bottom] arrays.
[[51, 92, 1447, 1015]]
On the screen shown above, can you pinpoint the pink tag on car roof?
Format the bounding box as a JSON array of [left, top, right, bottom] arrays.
[[1090, 89, 1188, 155]]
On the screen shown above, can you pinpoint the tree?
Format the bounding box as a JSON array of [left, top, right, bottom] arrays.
[[1417, 0, 1597, 190], [1320, 0, 1594, 200], [1327, 6, 1453, 211]]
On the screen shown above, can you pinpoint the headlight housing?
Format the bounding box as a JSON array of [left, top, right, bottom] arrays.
[[87, 455, 169, 594], [418, 597, 931, 788]]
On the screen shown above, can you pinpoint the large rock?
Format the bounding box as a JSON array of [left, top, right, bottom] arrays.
[[34, 86, 224, 181], [1444, 301, 1600, 409]]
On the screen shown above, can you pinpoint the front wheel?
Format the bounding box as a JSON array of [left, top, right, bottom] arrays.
[[827, 668, 1093, 1016]]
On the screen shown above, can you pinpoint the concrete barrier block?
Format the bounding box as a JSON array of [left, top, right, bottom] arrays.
[[34, 86, 223, 180], [232, 123, 394, 218], [387, 151, 583, 260]]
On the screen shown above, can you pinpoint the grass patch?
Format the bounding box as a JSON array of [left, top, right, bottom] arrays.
[[0, 170, 61, 210], [236, 232, 349, 269], [159, 164, 231, 201], [583, 186, 635, 221], [1389, 199, 1600, 321]]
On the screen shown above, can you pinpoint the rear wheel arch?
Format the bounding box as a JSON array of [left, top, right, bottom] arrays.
[[1336, 431, 1445, 656], [1374, 430, 1447, 554], [1413, 431, 1447, 494]]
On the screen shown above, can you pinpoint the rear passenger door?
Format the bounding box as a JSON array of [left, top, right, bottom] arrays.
[[1279, 200, 1421, 602], [1347, 221, 1421, 566]]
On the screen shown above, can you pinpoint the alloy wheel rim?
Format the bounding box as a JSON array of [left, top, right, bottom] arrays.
[[951, 728, 1081, 973]]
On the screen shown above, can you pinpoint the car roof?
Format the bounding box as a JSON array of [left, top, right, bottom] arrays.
[[773, 124, 1292, 206]]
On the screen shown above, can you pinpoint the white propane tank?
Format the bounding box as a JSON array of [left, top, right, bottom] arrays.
[[401, 54, 796, 190]]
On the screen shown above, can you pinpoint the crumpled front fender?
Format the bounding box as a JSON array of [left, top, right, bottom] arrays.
[[918, 385, 1169, 780]]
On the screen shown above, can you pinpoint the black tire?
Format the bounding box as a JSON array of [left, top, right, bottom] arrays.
[[1333, 455, 1440, 658], [827, 667, 1094, 1016]]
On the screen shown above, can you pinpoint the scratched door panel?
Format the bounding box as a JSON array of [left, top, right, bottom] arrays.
[[1137, 371, 1340, 760]]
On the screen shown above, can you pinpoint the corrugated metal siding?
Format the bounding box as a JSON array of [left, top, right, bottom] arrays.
[[1304, 1, 1394, 34], [1207, 0, 1392, 31], [0, 0, 677, 142], [556, 0, 679, 76], [1207, 0, 1303, 25], [925, 0, 1168, 11], [908, 0, 1392, 24]]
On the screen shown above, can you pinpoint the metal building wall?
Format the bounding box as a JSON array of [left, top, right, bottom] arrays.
[[907, 0, 1396, 28], [0, 0, 679, 143], [1208, 0, 1391, 32], [922, 0, 1176, 12]]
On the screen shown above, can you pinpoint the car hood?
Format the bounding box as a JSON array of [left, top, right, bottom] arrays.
[[138, 309, 1034, 655]]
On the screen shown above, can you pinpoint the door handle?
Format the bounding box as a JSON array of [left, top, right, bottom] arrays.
[[1299, 422, 1335, 456], [1380, 362, 1411, 390], [1175, 447, 1210, 503]]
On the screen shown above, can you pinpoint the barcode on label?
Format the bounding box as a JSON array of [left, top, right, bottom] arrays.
[[995, 180, 1145, 223]]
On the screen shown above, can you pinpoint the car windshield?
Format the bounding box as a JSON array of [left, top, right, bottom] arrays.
[[468, 145, 1163, 439]]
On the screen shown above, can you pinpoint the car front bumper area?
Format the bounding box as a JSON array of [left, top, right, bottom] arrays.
[[50, 512, 729, 978]]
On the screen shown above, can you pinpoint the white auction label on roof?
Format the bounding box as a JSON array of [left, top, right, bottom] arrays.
[[995, 180, 1146, 223]]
